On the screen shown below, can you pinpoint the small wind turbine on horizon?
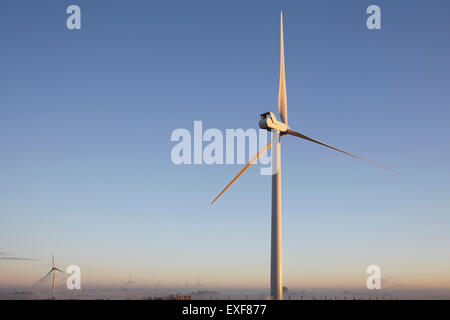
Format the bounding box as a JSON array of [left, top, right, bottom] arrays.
[[40, 253, 64, 299], [122, 276, 136, 289], [194, 278, 203, 287], [154, 280, 160, 295], [211, 12, 396, 300]]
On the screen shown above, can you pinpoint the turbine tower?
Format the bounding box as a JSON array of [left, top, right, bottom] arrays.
[[211, 12, 396, 300], [40, 253, 64, 299], [270, 11, 287, 301]]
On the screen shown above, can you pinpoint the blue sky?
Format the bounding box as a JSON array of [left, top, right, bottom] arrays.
[[1, 0, 450, 288]]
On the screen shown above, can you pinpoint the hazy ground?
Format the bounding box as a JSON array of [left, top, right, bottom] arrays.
[[1, 286, 449, 300]]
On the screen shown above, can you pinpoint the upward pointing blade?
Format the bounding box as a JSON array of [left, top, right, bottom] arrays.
[[286, 129, 398, 173], [52, 254, 54, 268], [278, 11, 288, 124], [210, 142, 273, 205]]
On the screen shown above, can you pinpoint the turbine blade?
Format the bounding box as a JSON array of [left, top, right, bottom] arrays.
[[210, 141, 273, 205], [278, 11, 288, 124], [55, 268, 65, 273], [40, 270, 53, 281], [52, 254, 54, 268], [286, 129, 398, 173]]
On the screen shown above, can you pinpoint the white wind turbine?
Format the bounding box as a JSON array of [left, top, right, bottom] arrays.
[[40, 253, 64, 299], [210, 12, 396, 300]]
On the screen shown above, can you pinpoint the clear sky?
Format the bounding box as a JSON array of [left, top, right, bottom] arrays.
[[1, 0, 450, 289]]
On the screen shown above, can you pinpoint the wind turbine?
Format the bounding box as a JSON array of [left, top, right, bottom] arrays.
[[194, 278, 203, 287], [123, 276, 136, 289], [40, 253, 64, 299], [210, 12, 396, 300]]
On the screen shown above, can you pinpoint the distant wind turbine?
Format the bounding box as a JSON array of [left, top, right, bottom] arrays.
[[123, 276, 136, 289], [194, 278, 203, 287], [154, 280, 160, 295], [211, 12, 396, 300], [40, 253, 64, 299]]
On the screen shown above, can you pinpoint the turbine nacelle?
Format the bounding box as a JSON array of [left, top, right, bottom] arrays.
[[259, 112, 289, 133]]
